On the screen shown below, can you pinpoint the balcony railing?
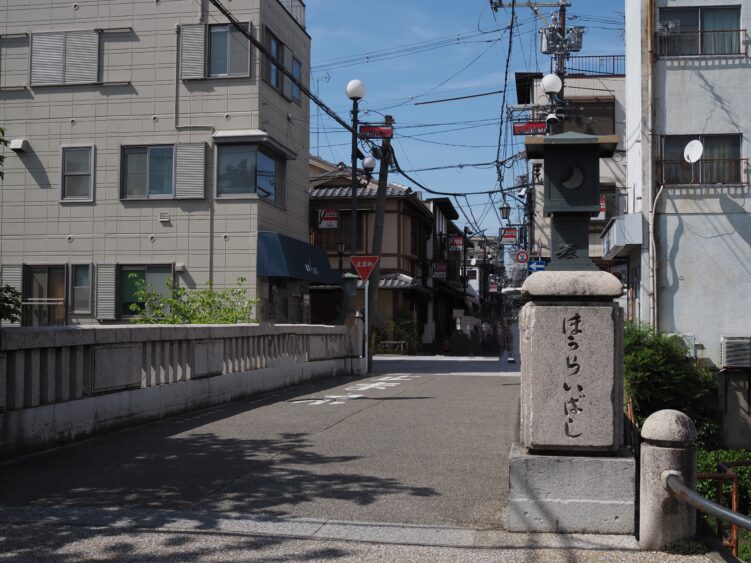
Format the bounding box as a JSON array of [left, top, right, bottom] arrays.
[[657, 159, 749, 186], [277, 0, 305, 29], [655, 30, 746, 57], [555, 55, 624, 77]]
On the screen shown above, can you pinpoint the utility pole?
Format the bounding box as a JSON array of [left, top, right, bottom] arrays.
[[555, 1, 566, 100], [463, 226, 471, 298], [367, 115, 394, 368]]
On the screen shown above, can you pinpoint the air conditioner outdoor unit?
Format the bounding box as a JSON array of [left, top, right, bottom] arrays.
[[720, 337, 751, 369], [668, 333, 696, 358]]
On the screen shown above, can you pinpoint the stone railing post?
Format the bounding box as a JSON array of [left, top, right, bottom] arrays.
[[639, 409, 698, 550]]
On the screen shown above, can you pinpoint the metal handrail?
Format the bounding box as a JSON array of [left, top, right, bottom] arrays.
[[663, 471, 751, 530]]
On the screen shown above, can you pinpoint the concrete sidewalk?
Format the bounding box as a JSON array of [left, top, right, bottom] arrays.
[[0, 356, 713, 561]]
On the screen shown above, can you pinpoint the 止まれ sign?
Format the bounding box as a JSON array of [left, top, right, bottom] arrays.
[[351, 255, 380, 281]]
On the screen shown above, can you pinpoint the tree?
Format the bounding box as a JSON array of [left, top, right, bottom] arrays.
[[0, 285, 21, 323], [128, 276, 259, 324]]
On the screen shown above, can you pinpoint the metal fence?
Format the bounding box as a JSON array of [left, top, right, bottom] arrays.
[[657, 159, 748, 186], [277, 0, 305, 28], [656, 30, 746, 57], [554, 55, 625, 77]]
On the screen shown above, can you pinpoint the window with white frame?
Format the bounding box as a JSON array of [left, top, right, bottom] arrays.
[[216, 144, 284, 203], [180, 23, 251, 80], [71, 264, 92, 314], [121, 145, 175, 199], [61, 146, 94, 201], [208, 23, 250, 77], [31, 30, 99, 85]]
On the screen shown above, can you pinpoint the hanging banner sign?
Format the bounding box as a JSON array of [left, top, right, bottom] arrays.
[[448, 235, 464, 252], [513, 122, 547, 136], [489, 282, 499, 293], [433, 262, 447, 280], [318, 208, 338, 229], [359, 124, 394, 139], [595, 195, 607, 221], [501, 227, 517, 245]]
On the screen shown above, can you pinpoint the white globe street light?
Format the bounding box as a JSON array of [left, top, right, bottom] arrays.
[[346, 79, 366, 100], [541, 73, 563, 95]]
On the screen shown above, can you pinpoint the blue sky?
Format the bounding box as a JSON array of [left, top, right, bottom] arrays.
[[306, 0, 624, 234]]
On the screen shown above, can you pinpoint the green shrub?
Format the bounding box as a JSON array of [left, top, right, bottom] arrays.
[[697, 448, 751, 514], [0, 284, 21, 323], [660, 538, 710, 555], [624, 322, 722, 450], [129, 275, 258, 324]]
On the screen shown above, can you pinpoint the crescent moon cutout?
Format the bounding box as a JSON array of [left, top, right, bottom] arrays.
[[562, 165, 584, 189]]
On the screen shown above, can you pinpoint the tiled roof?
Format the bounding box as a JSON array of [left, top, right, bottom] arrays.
[[310, 184, 412, 199]]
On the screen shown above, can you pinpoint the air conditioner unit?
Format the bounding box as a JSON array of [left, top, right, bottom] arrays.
[[720, 337, 751, 369], [668, 333, 696, 358]]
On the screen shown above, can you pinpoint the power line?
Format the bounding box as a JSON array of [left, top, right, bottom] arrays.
[[414, 89, 505, 106]]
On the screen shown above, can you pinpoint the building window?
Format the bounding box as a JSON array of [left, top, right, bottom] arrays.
[[208, 23, 250, 77], [291, 57, 302, 102], [22, 265, 66, 326], [30, 30, 99, 85], [658, 7, 742, 56], [121, 146, 175, 199], [71, 264, 92, 314], [216, 144, 283, 203], [120, 265, 172, 317], [265, 29, 285, 91], [660, 134, 744, 185], [61, 146, 94, 201]]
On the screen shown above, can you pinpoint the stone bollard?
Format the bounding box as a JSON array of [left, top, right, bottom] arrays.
[[639, 409, 697, 550]]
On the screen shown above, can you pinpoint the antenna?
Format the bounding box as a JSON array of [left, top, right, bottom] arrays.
[[684, 139, 703, 184], [684, 139, 703, 164]]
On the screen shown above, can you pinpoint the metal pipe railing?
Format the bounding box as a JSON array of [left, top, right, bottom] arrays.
[[663, 470, 751, 531]]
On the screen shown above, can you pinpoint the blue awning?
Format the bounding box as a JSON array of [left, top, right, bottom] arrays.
[[257, 231, 340, 285]]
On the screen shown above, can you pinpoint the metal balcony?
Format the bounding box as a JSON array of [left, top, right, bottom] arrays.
[[556, 55, 625, 77], [655, 29, 746, 57], [277, 0, 305, 29], [657, 158, 749, 186]]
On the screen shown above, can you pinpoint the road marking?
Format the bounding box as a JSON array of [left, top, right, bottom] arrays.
[[345, 381, 402, 392], [374, 375, 420, 382], [291, 394, 363, 406]]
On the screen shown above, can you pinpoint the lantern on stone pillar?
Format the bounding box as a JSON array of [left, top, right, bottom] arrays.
[[525, 132, 617, 271]]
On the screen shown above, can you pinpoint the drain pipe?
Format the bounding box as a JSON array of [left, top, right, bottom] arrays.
[[649, 183, 664, 328]]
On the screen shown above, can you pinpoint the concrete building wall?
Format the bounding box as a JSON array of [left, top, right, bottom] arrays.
[[645, 0, 751, 366], [0, 0, 310, 323]]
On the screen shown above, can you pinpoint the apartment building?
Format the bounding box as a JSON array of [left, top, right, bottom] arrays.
[[622, 0, 750, 367], [0, 0, 331, 326]]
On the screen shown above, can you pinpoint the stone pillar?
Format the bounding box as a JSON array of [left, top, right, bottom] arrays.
[[508, 270, 635, 534], [639, 410, 697, 550]]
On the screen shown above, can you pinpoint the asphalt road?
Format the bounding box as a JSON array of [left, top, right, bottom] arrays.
[[0, 355, 524, 558]]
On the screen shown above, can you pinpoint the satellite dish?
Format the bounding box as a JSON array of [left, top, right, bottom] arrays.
[[684, 140, 703, 164]]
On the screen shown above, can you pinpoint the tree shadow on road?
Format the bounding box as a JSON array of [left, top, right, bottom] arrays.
[[0, 375, 440, 560]]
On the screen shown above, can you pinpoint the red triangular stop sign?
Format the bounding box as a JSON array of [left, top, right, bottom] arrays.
[[350, 255, 380, 281]]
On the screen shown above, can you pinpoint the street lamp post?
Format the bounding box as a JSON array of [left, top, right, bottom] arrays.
[[541, 73, 563, 134], [337, 240, 345, 274], [499, 201, 511, 221], [346, 79, 366, 260]]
